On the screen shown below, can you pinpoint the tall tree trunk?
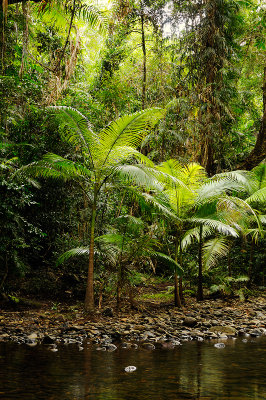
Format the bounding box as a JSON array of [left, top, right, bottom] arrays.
[[19, 0, 29, 78], [197, 225, 204, 301], [198, 0, 222, 176], [84, 193, 97, 312], [140, 5, 146, 110], [239, 66, 266, 170]]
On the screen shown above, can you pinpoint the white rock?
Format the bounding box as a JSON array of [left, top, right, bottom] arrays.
[[125, 366, 137, 372], [214, 343, 225, 348]]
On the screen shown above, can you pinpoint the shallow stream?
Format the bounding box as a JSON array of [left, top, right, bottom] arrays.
[[0, 337, 265, 399]]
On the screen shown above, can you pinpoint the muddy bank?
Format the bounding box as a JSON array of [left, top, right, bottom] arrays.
[[0, 296, 265, 350]]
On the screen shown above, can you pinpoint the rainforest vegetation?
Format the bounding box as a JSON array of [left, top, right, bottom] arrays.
[[0, 0, 265, 312]]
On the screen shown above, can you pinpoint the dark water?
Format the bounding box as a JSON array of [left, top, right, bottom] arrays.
[[0, 337, 265, 400]]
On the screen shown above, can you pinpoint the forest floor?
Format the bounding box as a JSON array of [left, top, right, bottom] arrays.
[[0, 284, 265, 348]]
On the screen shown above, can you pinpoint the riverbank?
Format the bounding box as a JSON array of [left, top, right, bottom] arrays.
[[1, 293, 265, 349]]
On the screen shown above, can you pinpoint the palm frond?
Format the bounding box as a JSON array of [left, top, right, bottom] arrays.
[[157, 159, 183, 177], [252, 163, 266, 189], [34, 1, 107, 33], [42, 153, 92, 177], [102, 146, 154, 169], [48, 106, 98, 169], [142, 192, 180, 221], [181, 162, 206, 185], [245, 228, 265, 243], [75, 4, 108, 33], [196, 178, 245, 205], [17, 155, 91, 182], [212, 170, 252, 191], [246, 187, 266, 204], [150, 252, 184, 275], [189, 217, 239, 237], [116, 165, 163, 191], [154, 168, 191, 191], [258, 215, 266, 224], [218, 196, 262, 232], [116, 214, 144, 228], [203, 237, 230, 269], [181, 226, 213, 250], [95, 233, 125, 248], [99, 108, 165, 168], [57, 246, 90, 265]]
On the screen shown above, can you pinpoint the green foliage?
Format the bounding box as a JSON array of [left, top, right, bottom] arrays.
[[210, 276, 250, 300], [0, 0, 265, 307]]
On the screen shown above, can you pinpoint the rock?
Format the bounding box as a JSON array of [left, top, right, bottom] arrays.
[[249, 328, 262, 337], [142, 342, 155, 350], [42, 335, 56, 345], [121, 342, 131, 349], [106, 343, 117, 352], [102, 307, 114, 317], [171, 339, 181, 346], [28, 332, 38, 340], [0, 333, 10, 340], [202, 321, 212, 328], [183, 317, 197, 327], [143, 331, 156, 338], [125, 366, 137, 372], [209, 325, 236, 336], [214, 343, 225, 348], [111, 331, 122, 341]]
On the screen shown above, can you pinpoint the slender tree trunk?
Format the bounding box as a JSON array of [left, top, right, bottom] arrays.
[[0, 254, 8, 291], [228, 242, 232, 277], [197, 225, 204, 301], [248, 240, 254, 286], [174, 234, 182, 307], [117, 224, 126, 309], [84, 193, 97, 312], [141, 5, 146, 110], [179, 246, 184, 303]]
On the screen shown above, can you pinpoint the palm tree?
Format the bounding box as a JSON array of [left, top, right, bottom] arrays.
[[146, 160, 206, 306], [20, 106, 164, 311], [181, 170, 262, 300], [95, 214, 183, 309]]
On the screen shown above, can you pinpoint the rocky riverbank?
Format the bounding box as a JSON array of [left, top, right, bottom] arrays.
[[1, 295, 265, 350]]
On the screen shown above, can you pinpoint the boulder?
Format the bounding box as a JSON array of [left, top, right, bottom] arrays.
[[183, 317, 197, 327]]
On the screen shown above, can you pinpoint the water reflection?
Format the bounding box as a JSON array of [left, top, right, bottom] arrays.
[[0, 337, 265, 399]]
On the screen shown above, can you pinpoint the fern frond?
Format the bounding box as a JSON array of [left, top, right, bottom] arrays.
[[203, 237, 230, 269]]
